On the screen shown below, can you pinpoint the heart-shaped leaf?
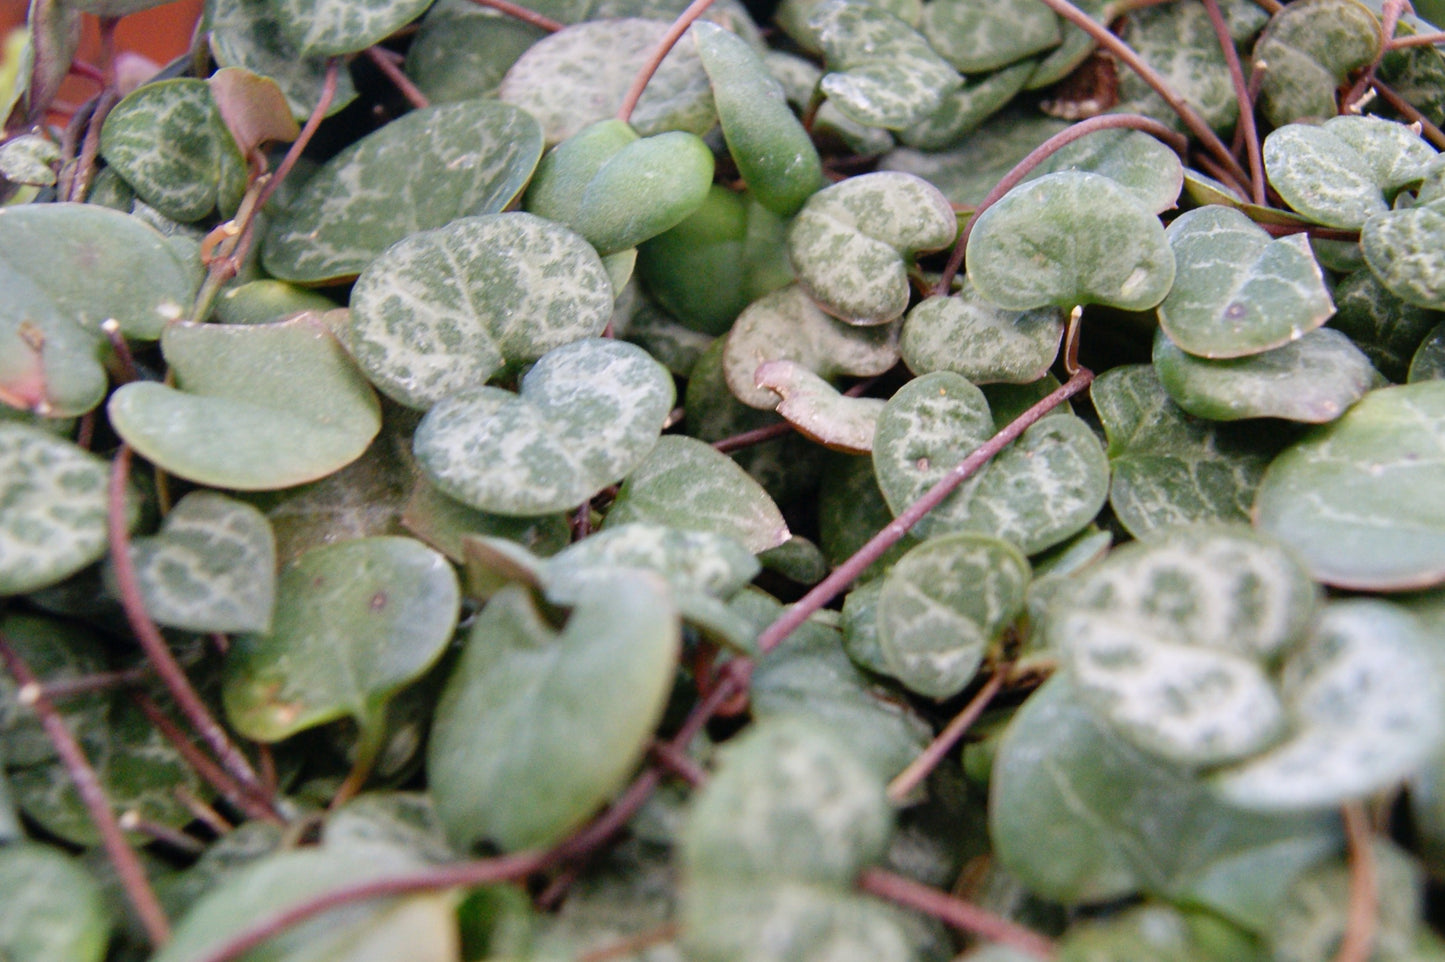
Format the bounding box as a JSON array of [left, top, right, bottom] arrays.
[[880, 109, 1069, 207], [787, 171, 956, 325], [1412, 322, 1445, 382], [810, 0, 963, 130], [920, 0, 1059, 73], [108, 315, 382, 490], [414, 338, 674, 515], [498, 18, 717, 142], [872, 371, 1109, 554], [347, 213, 615, 408], [223, 536, 460, 745], [990, 673, 1341, 917], [897, 60, 1035, 151], [1157, 205, 1334, 359], [270, 0, 433, 56], [606, 435, 792, 553], [1112, 1, 1252, 134], [263, 100, 543, 284], [1265, 116, 1437, 229], [901, 283, 1063, 384], [966, 171, 1175, 312], [0, 424, 127, 596], [0, 844, 109, 962], [100, 77, 247, 222], [207, 0, 361, 119], [693, 21, 823, 218], [1212, 599, 1445, 810], [524, 119, 715, 256], [1091, 364, 1282, 536], [0, 134, 60, 187], [1153, 326, 1378, 422], [111, 491, 276, 634], [429, 575, 679, 851], [1362, 200, 1445, 311], [1253, 380, 1445, 590], [1050, 523, 1319, 767], [1252, 0, 1382, 127], [876, 533, 1029, 699], [0, 203, 194, 416], [755, 360, 886, 453], [723, 284, 900, 409]]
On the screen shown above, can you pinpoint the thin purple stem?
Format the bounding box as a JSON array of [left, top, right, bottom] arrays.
[[858, 867, 1056, 959], [1199, 0, 1265, 205]]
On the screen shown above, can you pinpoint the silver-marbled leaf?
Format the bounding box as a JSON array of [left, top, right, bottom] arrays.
[[1049, 523, 1320, 767], [263, 100, 543, 284], [272, 0, 434, 56], [1213, 600, 1445, 810], [113, 491, 276, 634], [877, 533, 1029, 699], [872, 371, 1109, 553], [348, 213, 614, 408], [901, 283, 1063, 384], [414, 338, 674, 516], [920, 0, 1058, 73], [1020, 126, 1184, 216], [1158, 205, 1334, 359], [787, 171, 956, 325], [1362, 199, 1445, 311], [498, 18, 716, 143], [810, 0, 963, 130], [1265, 115, 1437, 229], [1253, 0, 1382, 127], [207, 0, 361, 120], [1153, 326, 1377, 422], [754, 360, 886, 454]]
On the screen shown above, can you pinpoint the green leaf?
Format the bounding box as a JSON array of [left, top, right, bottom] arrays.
[[723, 284, 900, 409], [1153, 326, 1378, 422], [754, 360, 887, 453], [684, 881, 914, 962], [1268, 839, 1423, 962], [896, 60, 1035, 151], [270, 0, 433, 56], [206, 0, 361, 120], [1091, 365, 1281, 537], [605, 435, 792, 553], [872, 371, 1109, 554], [0, 203, 194, 416], [0, 613, 109, 768], [876, 533, 1029, 699], [1362, 199, 1445, 311], [108, 315, 382, 490], [990, 673, 1341, 919], [1328, 265, 1441, 382], [347, 213, 615, 408], [1157, 205, 1335, 360], [0, 425, 129, 595], [498, 19, 717, 142], [402, 475, 570, 564], [1252, 0, 1382, 126], [100, 78, 246, 222], [693, 21, 823, 218], [683, 715, 890, 884], [524, 119, 716, 256], [112, 491, 277, 634], [1112, 2, 1240, 134], [966, 171, 1175, 311], [880, 109, 1069, 207], [404, 1, 544, 103], [810, 0, 963, 130], [1050, 523, 1319, 767], [0, 133, 59, 186], [635, 186, 794, 336], [0, 844, 110, 962], [414, 338, 674, 516], [223, 535, 458, 745], [429, 576, 679, 851], [1253, 380, 1445, 589], [787, 171, 956, 325], [901, 283, 1063, 384], [263, 100, 543, 284], [819, 452, 919, 584], [1213, 599, 1445, 810], [1265, 116, 1437, 229], [1412, 321, 1445, 382], [920, 0, 1059, 73], [154, 843, 456, 962], [1020, 126, 1185, 216]]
